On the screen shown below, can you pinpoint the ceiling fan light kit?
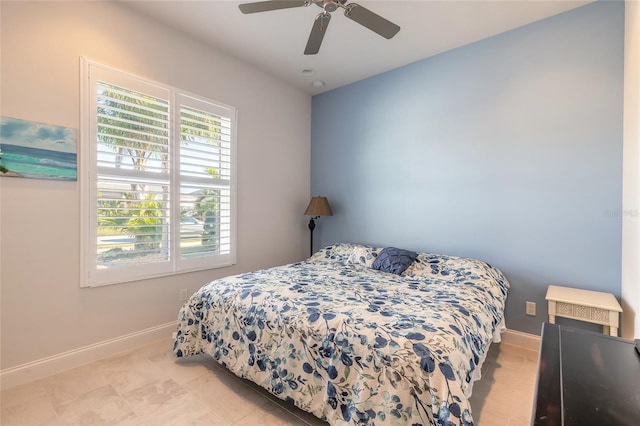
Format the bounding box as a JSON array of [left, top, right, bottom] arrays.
[[239, 0, 400, 55]]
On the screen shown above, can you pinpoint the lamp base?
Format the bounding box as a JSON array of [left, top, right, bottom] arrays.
[[308, 217, 317, 257]]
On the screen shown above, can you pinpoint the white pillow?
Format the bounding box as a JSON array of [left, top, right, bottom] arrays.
[[346, 245, 381, 268]]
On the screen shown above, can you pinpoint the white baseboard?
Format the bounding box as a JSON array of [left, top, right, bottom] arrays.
[[501, 328, 541, 351], [0, 321, 177, 391]]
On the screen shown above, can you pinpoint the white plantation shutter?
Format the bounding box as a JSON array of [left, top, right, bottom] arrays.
[[81, 59, 237, 287], [96, 82, 171, 269], [178, 95, 234, 261]]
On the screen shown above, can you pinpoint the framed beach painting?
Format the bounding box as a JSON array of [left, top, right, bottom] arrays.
[[0, 116, 77, 181]]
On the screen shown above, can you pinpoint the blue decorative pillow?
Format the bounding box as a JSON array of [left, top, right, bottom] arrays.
[[371, 247, 418, 275]]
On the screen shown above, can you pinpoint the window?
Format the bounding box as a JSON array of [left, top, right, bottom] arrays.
[[80, 58, 236, 287]]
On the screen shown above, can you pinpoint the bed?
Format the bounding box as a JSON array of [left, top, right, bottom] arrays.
[[173, 243, 509, 425]]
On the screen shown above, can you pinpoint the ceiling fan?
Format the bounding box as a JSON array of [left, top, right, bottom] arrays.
[[238, 0, 400, 55]]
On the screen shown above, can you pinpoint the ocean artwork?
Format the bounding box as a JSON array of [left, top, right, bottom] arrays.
[[0, 116, 77, 181]]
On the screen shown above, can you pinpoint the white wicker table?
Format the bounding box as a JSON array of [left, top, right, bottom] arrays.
[[545, 285, 622, 337]]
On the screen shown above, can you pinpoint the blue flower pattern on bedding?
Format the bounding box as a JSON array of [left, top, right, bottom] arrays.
[[173, 244, 509, 426]]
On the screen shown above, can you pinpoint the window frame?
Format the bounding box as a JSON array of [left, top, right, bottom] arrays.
[[80, 58, 237, 287]]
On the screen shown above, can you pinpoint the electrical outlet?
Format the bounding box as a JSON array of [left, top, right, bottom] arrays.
[[526, 301, 536, 316], [179, 288, 188, 302]]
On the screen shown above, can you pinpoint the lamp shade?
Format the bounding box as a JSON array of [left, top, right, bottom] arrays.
[[304, 196, 333, 217]]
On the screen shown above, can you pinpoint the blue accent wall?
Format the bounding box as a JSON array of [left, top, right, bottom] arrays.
[[310, 1, 624, 335]]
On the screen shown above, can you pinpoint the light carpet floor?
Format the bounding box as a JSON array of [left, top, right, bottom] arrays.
[[1, 338, 538, 426]]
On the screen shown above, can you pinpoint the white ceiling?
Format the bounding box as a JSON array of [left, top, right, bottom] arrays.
[[122, 0, 592, 95]]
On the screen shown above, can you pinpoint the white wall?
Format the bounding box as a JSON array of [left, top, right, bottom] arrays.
[[622, 0, 640, 339], [0, 0, 311, 380]]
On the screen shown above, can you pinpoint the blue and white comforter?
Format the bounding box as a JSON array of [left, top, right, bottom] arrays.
[[173, 244, 509, 425]]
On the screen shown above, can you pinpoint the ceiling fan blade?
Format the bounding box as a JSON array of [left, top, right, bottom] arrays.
[[304, 12, 331, 55], [239, 1, 308, 14], [343, 3, 400, 39]]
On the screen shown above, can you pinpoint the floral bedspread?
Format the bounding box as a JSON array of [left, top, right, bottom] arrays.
[[173, 244, 509, 425]]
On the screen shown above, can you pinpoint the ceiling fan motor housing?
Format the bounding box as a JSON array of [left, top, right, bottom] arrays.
[[316, 0, 347, 13]]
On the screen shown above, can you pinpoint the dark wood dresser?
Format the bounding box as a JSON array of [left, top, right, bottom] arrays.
[[532, 323, 640, 425]]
